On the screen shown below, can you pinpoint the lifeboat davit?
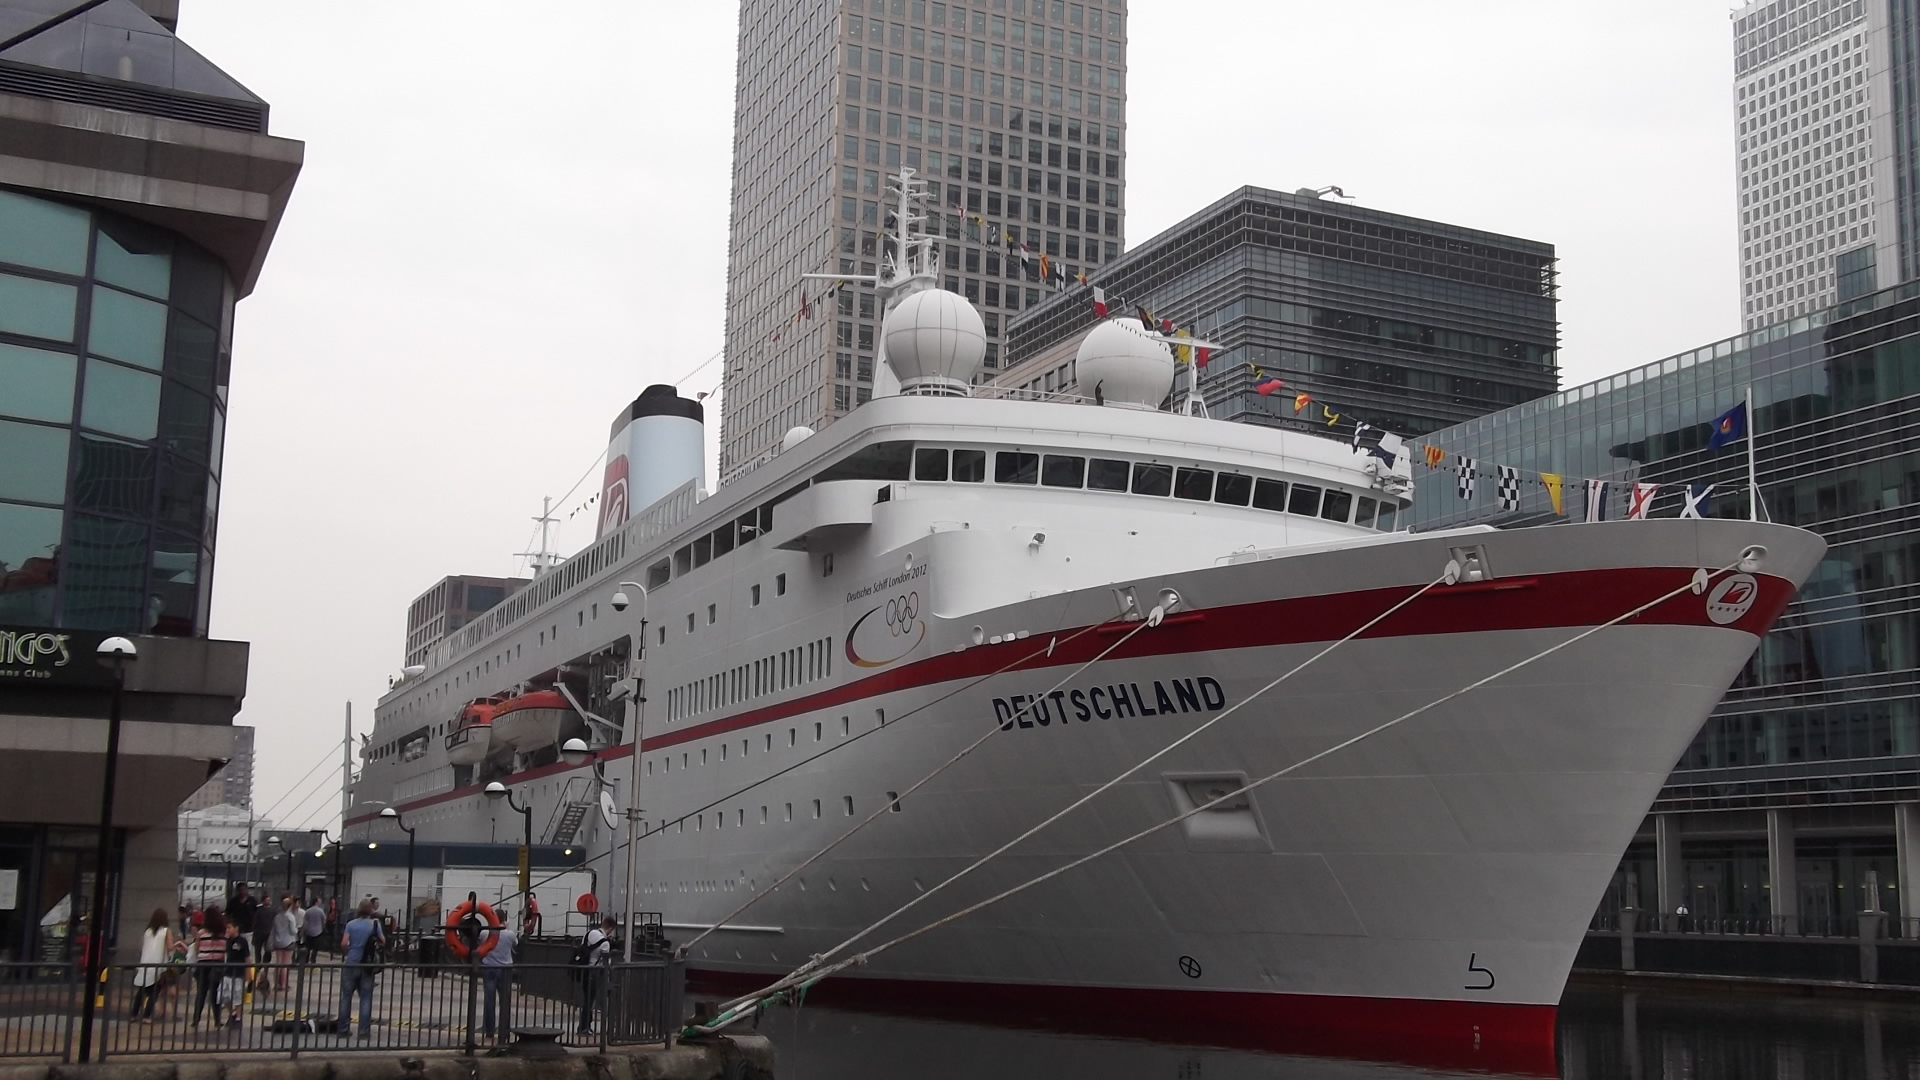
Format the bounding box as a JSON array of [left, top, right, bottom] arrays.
[[445, 698, 498, 765], [490, 689, 582, 753]]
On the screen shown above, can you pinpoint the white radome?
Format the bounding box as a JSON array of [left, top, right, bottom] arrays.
[[881, 288, 986, 394], [1075, 318, 1174, 407]]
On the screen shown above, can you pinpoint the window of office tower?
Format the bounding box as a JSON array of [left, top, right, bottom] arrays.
[[0, 187, 233, 637]]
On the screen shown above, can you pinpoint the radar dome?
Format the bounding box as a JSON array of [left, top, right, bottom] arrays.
[[781, 425, 815, 452], [882, 288, 986, 395], [1075, 319, 1174, 407]]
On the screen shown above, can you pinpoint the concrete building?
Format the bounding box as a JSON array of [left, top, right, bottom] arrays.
[[179, 723, 252, 810], [1732, 0, 1920, 328], [404, 575, 528, 668], [1410, 279, 1920, 931], [0, 0, 300, 962], [719, 0, 1129, 478], [997, 186, 1560, 438]]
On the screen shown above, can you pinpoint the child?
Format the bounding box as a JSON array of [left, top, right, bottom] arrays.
[[218, 921, 251, 1027]]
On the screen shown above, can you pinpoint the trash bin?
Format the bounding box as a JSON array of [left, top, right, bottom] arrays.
[[417, 935, 443, 978]]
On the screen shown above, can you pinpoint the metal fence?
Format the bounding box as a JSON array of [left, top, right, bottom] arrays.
[[0, 958, 684, 1062]]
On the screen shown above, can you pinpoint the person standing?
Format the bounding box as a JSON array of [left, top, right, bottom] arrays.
[[523, 892, 541, 937], [218, 921, 250, 1028], [130, 908, 173, 1023], [228, 884, 260, 949], [336, 901, 384, 1040], [576, 916, 614, 1035], [270, 895, 300, 990], [481, 921, 518, 1041], [190, 907, 228, 1028], [301, 897, 326, 962]]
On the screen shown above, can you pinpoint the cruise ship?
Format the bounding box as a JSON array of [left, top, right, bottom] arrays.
[[351, 170, 1823, 1072]]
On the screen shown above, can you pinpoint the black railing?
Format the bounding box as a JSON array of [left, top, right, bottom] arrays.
[[0, 958, 683, 1061]]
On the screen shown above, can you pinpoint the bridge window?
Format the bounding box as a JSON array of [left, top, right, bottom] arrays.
[[914, 447, 950, 480], [1321, 490, 1353, 523], [1041, 454, 1085, 487], [995, 451, 1039, 484], [1174, 467, 1214, 501], [1131, 462, 1171, 496], [693, 535, 712, 567], [1288, 483, 1322, 517], [713, 524, 735, 556], [817, 440, 914, 482], [1087, 457, 1128, 491], [1355, 497, 1378, 528], [1377, 502, 1399, 532], [952, 449, 987, 482], [647, 560, 669, 589], [1214, 473, 1252, 506]]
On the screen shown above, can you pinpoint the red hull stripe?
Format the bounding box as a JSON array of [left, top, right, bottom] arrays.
[[686, 966, 1560, 1077], [351, 565, 1793, 823]]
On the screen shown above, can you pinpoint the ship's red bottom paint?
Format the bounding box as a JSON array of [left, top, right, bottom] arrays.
[[687, 967, 1559, 1077]]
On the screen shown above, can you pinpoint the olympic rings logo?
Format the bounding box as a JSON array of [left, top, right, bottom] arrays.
[[885, 592, 921, 636]]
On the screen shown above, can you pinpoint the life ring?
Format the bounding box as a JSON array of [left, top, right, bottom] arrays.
[[443, 900, 502, 959]]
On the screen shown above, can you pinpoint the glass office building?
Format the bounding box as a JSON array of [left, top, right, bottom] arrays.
[[0, 189, 232, 636], [1001, 186, 1561, 437], [1411, 278, 1920, 927]]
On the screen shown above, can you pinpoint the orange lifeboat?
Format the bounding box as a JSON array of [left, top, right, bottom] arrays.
[[445, 697, 499, 765], [490, 689, 583, 753]]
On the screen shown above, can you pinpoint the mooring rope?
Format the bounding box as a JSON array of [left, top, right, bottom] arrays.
[[679, 609, 1163, 955], [714, 569, 1448, 1018], [693, 557, 1749, 1033]]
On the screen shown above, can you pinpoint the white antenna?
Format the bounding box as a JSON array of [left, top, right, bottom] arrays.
[[804, 165, 937, 316], [518, 496, 561, 576]]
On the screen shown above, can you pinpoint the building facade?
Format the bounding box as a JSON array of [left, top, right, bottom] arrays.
[[997, 186, 1560, 438], [719, 0, 1128, 478], [179, 724, 254, 811], [404, 575, 528, 668], [0, 0, 300, 963], [1729, 0, 1920, 328], [1411, 280, 1920, 929]]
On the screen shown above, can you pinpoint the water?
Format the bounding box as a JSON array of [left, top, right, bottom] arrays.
[[733, 982, 1920, 1079]]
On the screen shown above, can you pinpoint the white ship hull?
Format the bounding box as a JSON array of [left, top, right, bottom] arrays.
[[359, 508, 1820, 1072]]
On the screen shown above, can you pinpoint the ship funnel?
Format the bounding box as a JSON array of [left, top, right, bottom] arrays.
[[596, 385, 704, 537]]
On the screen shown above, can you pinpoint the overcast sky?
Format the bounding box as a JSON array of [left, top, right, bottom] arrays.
[[180, 0, 1743, 835]]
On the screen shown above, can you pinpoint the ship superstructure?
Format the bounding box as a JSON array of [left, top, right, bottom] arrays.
[[352, 170, 1823, 1072]]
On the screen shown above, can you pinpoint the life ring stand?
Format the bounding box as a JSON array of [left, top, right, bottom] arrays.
[[444, 900, 502, 959]]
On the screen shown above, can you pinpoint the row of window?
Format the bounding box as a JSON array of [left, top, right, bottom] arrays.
[[666, 635, 834, 723], [647, 713, 886, 779], [910, 446, 1403, 530]]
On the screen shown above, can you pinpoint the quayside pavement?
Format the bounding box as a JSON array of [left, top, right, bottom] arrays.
[[0, 959, 767, 1076]]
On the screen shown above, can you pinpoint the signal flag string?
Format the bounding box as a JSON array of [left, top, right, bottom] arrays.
[[693, 555, 1758, 1036]]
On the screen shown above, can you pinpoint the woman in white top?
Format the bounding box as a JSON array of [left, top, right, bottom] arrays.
[[131, 908, 174, 1023]]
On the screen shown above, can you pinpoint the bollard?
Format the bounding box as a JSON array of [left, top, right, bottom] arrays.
[[1619, 906, 1637, 973], [1860, 911, 1884, 984]]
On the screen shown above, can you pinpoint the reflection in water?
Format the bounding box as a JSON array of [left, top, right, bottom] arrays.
[[735, 984, 1920, 1079]]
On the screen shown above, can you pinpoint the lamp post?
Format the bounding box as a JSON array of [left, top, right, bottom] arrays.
[[379, 807, 416, 946], [78, 634, 136, 1064], [610, 581, 649, 961], [266, 835, 290, 895], [484, 782, 534, 903]]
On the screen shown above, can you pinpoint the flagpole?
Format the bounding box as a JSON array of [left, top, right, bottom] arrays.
[[1745, 385, 1759, 522]]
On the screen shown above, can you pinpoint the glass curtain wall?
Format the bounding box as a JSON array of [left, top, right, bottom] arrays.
[[0, 188, 232, 636]]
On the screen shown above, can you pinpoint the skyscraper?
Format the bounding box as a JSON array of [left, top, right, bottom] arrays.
[[1732, 0, 1886, 328], [720, 0, 1128, 478], [999, 186, 1559, 437]]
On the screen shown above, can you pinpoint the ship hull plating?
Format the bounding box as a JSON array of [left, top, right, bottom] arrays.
[[359, 519, 1822, 1069]]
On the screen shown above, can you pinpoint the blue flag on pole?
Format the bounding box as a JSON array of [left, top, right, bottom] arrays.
[[1706, 402, 1747, 450]]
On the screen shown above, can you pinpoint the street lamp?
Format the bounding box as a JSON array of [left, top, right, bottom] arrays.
[[79, 634, 136, 1064], [484, 782, 534, 903], [266, 835, 291, 896], [610, 582, 649, 961], [379, 807, 416, 946]]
